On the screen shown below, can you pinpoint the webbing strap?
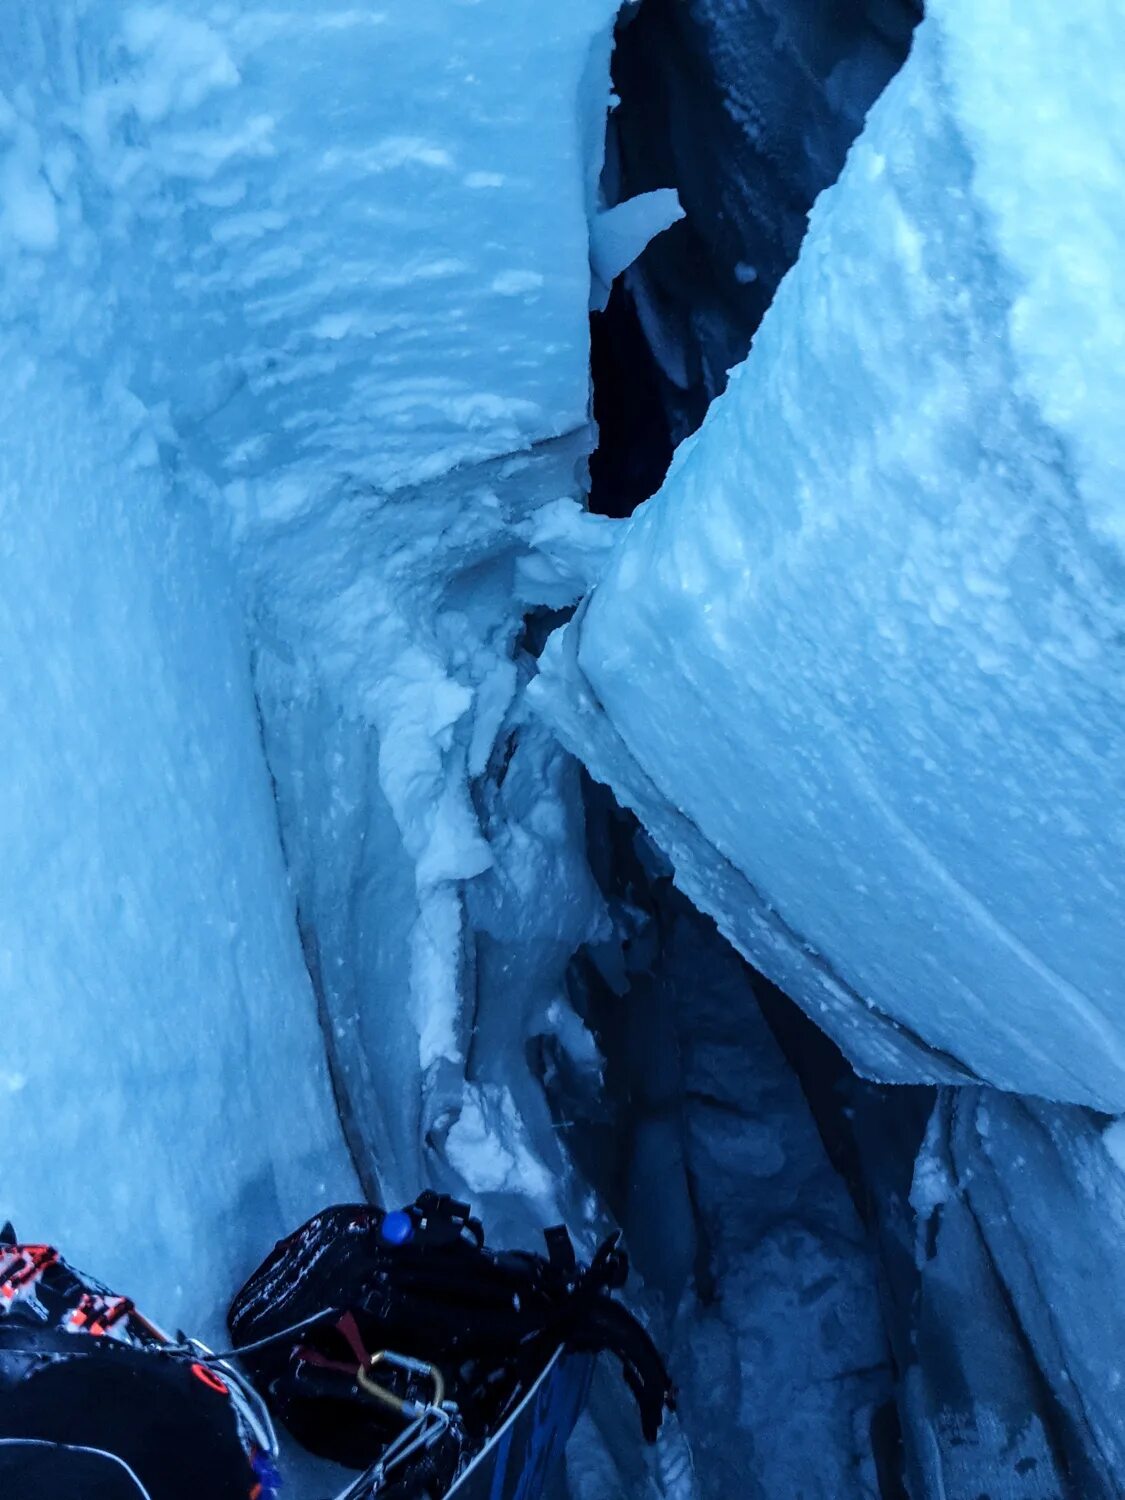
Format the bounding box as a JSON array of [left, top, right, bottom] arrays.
[[295, 1312, 372, 1377], [588, 1232, 628, 1291], [571, 1295, 675, 1442], [543, 1226, 576, 1278]]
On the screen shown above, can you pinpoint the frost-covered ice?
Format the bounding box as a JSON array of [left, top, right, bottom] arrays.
[[534, 0, 1125, 1110], [0, 344, 358, 1338], [0, 0, 687, 1330], [7, 0, 1125, 1496], [903, 1091, 1125, 1496], [3, 1, 618, 491]]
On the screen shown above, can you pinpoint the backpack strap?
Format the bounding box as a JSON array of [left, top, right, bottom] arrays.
[[566, 1293, 675, 1443], [411, 1193, 484, 1249], [587, 1231, 628, 1292], [295, 1310, 372, 1378], [540, 1234, 673, 1443], [542, 1225, 577, 1280]]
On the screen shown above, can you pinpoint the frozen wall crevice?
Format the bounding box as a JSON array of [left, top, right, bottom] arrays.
[[557, 779, 898, 1498], [0, 0, 660, 1332], [590, 0, 921, 514], [242, 432, 613, 1228]]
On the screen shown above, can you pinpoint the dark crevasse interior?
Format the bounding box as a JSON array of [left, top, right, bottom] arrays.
[[556, 772, 1123, 1498], [573, 4, 1123, 1499], [554, 778, 928, 1498], [590, 0, 923, 517]]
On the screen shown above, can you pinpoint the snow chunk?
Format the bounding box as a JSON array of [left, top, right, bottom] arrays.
[[589, 188, 684, 309], [121, 8, 241, 124], [1103, 1119, 1125, 1174], [0, 123, 58, 254], [492, 269, 545, 296], [445, 1084, 554, 1201], [516, 497, 621, 608]]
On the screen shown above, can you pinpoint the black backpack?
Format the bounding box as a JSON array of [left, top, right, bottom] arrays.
[[228, 1192, 674, 1486]]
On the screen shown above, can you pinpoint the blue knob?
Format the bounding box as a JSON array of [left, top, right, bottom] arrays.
[[380, 1210, 414, 1246]]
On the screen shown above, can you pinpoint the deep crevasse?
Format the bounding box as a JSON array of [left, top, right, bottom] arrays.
[[0, 0, 633, 1324], [5, 2, 1125, 1498]]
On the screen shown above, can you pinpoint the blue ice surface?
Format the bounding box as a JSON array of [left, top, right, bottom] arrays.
[[533, 0, 1125, 1111], [0, 0, 671, 1343], [0, 335, 358, 1339]]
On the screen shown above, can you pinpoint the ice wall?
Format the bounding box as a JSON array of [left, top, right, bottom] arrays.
[[903, 1093, 1125, 1499], [4, 2, 612, 489], [535, 0, 1125, 1110], [0, 337, 358, 1337], [1, 0, 687, 1319]]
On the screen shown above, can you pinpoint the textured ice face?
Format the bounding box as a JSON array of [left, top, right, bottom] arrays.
[[0, 0, 631, 1331], [0, 336, 359, 1339], [534, 0, 1125, 1109], [1, 1, 618, 494]]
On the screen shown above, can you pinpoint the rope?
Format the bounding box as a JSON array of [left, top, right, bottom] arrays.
[[0, 1436, 153, 1499], [328, 1405, 452, 1500], [196, 1307, 337, 1360]]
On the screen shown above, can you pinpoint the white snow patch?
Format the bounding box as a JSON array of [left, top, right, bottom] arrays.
[[1103, 1119, 1125, 1174], [492, 269, 544, 295], [445, 1084, 554, 1201], [589, 187, 684, 308]]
